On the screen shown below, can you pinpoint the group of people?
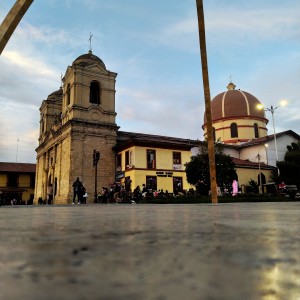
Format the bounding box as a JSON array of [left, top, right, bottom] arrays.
[[94, 183, 149, 204], [95, 183, 183, 203], [72, 177, 87, 204]]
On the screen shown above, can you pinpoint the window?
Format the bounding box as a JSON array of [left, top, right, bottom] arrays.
[[125, 150, 133, 169], [41, 115, 45, 133], [117, 154, 122, 170], [66, 84, 71, 106], [146, 176, 157, 191], [147, 149, 156, 169], [90, 81, 100, 104], [173, 177, 183, 194], [173, 152, 181, 164], [7, 173, 18, 187], [254, 123, 259, 138], [230, 123, 238, 138], [30, 174, 35, 188]]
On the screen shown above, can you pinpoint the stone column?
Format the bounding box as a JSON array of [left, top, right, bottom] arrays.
[[0, 0, 34, 54]]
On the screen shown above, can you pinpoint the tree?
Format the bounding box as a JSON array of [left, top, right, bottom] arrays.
[[185, 142, 237, 191], [277, 141, 300, 187]]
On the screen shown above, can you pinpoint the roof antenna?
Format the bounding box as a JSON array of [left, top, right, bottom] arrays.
[[89, 32, 93, 53]]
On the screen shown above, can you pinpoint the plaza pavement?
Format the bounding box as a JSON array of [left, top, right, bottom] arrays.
[[0, 202, 299, 300]]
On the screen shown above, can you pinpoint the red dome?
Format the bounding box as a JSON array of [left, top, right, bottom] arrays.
[[204, 83, 266, 124]]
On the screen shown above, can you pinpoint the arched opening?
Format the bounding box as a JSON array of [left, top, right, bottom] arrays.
[[254, 123, 259, 138], [213, 127, 216, 141], [41, 114, 45, 133], [258, 173, 266, 186], [66, 83, 71, 106], [90, 81, 100, 104], [230, 123, 238, 138]]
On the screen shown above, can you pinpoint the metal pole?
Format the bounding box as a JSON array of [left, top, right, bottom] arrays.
[[0, 0, 34, 55], [196, 0, 218, 203], [271, 107, 279, 162], [94, 163, 97, 203], [258, 154, 262, 193], [93, 150, 100, 203], [16, 138, 19, 162]]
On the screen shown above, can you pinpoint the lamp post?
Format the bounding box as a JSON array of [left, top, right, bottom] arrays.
[[264, 105, 279, 162], [257, 102, 287, 176], [93, 150, 100, 203]]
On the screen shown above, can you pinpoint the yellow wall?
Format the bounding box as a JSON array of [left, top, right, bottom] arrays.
[[118, 146, 193, 193], [0, 173, 34, 201], [0, 174, 6, 187], [204, 118, 267, 143], [236, 167, 273, 187], [19, 174, 30, 187]]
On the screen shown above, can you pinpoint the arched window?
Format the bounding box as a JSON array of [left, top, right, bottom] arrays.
[[213, 127, 216, 141], [254, 123, 259, 138], [230, 123, 238, 138], [258, 173, 266, 186], [41, 114, 45, 133], [90, 81, 100, 104], [66, 84, 71, 106]]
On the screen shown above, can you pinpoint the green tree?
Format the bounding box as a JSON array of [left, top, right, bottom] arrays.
[[277, 142, 300, 187], [185, 142, 237, 190]]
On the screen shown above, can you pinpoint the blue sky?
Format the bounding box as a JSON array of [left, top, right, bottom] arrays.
[[0, 0, 299, 163]]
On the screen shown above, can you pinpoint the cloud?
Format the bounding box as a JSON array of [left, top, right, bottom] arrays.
[[139, 3, 300, 54], [0, 101, 38, 163], [116, 84, 203, 140], [3, 51, 58, 78]]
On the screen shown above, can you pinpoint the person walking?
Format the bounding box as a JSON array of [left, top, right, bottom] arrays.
[[81, 186, 87, 204], [72, 177, 83, 204]]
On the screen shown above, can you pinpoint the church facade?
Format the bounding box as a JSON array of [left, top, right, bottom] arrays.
[[34, 51, 118, 204]]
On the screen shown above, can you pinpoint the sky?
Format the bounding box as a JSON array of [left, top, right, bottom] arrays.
[[0, 0, 299, 163]]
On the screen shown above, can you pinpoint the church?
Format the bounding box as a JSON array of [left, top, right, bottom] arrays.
[[34, 51, 300, 204]]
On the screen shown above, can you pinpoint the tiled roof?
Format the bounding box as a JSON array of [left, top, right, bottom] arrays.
[[232, 157, 275, 170], [0, 162, 36, 173], [236, 130, 300, 148], [117, 131, 201, 150]]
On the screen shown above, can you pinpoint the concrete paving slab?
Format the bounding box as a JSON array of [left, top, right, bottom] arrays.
[[0, 202, 299, 300]]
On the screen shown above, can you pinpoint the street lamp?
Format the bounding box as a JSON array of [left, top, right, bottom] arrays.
[[93, 150, 100, 202], [257, 144, 268, 194], [257, 101, 287, 175]]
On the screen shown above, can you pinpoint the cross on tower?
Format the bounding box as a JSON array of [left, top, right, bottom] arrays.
[[60, 73, 63, 88], [89, 32, 93, 52]]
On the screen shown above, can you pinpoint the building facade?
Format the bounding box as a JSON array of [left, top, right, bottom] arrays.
[[115, 131, 200, 193], [34, 51, 118, 204], [0, 162, 35, 205], [34, 51, 300, 204]]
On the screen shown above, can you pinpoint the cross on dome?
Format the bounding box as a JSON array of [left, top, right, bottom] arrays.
[[89, 32, 93, 53]]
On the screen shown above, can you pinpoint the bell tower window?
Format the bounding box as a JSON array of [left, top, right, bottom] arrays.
[[230, 123, 238, 138], [66, 84, 71, 106], [90, 81, 100, 105]]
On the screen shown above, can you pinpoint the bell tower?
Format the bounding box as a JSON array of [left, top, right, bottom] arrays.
[[62, 50, 117, 126], [35, 50, 119, 204]]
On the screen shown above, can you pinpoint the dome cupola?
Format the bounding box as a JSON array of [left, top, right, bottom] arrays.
[[203, 82, 268, 144], [72, 50, 106, 69]]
